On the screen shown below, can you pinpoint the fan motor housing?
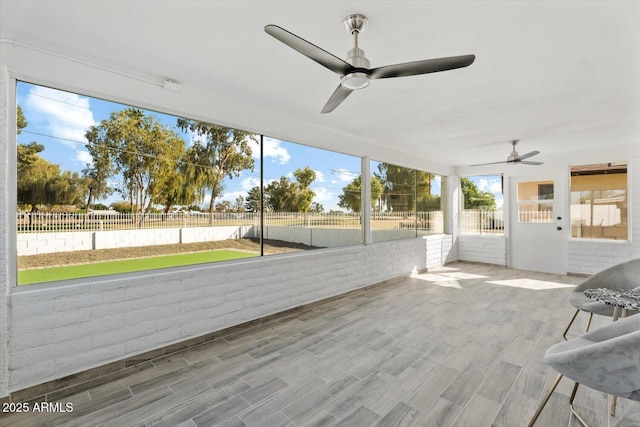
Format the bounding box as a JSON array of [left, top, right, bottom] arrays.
[[346, 47, 370, 68]]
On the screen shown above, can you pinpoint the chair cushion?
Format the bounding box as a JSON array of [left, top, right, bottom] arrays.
[[545, 315, 640, 400], [568, 258, 640, 315], [568, 292, 616, 316]]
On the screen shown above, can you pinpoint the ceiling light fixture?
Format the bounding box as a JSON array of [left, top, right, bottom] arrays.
[[162, 79, 182, 91], [341, 72, 370, 90]]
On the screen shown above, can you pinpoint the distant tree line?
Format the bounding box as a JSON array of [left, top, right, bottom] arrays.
[[17, 106, 495, 216], [335, 164, 496, 213]]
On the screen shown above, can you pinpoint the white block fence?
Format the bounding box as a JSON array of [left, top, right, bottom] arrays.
[[8, 235, 452, 393]]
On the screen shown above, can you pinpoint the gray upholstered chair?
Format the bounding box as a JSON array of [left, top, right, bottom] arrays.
[[563, 258, 640, 340], [528, 314, 640, 426]]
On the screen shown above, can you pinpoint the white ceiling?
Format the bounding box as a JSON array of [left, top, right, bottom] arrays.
[[2, 0, 639, 174]]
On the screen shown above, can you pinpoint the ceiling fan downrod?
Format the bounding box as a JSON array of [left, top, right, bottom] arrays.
[[341, 14, 371, 89]]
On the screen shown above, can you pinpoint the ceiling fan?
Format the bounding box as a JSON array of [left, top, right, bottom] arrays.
[[471, 140, 543, 166], [265, 14, 475, 113]]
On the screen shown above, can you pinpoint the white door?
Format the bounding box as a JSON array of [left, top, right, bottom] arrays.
[[509, 175, 566, 274]]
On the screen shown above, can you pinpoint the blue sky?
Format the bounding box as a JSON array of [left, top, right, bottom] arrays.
[[16, 81, 502, 210]]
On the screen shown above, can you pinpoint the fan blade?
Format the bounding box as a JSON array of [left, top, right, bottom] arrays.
[[516, 150, 540, 161], [470, 160, 511, 167], [265, 25, 354, 76], [369, 54, 475, 79], [321, 84, 353, 114], [519, 161, 544, 165]]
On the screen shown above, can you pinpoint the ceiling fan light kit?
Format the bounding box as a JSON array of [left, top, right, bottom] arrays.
[[265, 14, 475, 113], [341, 72, 370, 90]]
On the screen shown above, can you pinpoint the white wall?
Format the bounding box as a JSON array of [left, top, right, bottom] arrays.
[[18, 231, 95, 256], [425, 234, 455, 268], [8, 238, 429, 393], [458, 235, 506, 266], [181, 226, 253, 244], [18, 226, 442, 256], [18, 228, 247, 256], [263, 226, 363, 247]]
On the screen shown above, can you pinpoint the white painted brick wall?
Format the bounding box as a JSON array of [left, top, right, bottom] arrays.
[[181, 226, 252, 243], [457, 235, 506, 266], [94, 229, 181, 250], [8, 237, 435, 392], [423, 234, 455, 268], [18, 226, 424, 256]]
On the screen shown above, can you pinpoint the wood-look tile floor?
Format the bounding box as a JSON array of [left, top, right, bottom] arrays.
[[2, 262, 639, 427]]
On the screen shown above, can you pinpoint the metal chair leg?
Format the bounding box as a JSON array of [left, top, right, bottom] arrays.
[[528, 373, 563, 427], [569, 382, 590, 427], [563, 309, 580, 340], [562, 311, 593, 341], [585, 312, 593, 333]]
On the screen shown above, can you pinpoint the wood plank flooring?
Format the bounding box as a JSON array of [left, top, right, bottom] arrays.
[[2, 262, 639, 426]]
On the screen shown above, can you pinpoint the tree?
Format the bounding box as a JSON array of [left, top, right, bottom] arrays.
[[150, 133, 194, 214], [310, 202, 324, 213], [110, 201, 133, 213], [416, 194, 441, 211], [264, 177, 298, 212], [177, 119, 255, 216], [85, 108, 185, 224], [17, 143, 85, 212], [263, 167, 318, 212], [461, 177, 496, 209], [17, 141, 44, 169], [17, 112, 86, 213], [81, 160, 114, 212], [376, 164, 435, 212], [233, 195, 245, 213], [17, 105, 27, 135], [215, 200, 232, 212], [292, 167, 316, 213], [338, 175, 383, 212], [244, 186, 262, 212]]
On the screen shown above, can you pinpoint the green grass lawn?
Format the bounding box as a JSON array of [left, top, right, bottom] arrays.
[[18, 250, 257, 285]]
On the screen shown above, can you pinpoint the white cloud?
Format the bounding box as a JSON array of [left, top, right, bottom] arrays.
[[314, 170, 325, 183], [219, 190, 248, 203], [240, 176, 260, 191], [331, 168, 358, 183], [25, 86, 96, 149], [312, 186, 341, 211], [262, 137, 291, 164], [24, 86, 97, 167], [76, 150, 93, 165], [312, 186, 333, 202], [478, 178, 503, 194]]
